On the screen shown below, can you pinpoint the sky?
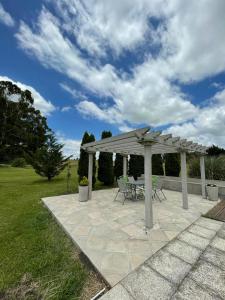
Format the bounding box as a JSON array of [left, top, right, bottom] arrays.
[[1, 0, 225, 157]]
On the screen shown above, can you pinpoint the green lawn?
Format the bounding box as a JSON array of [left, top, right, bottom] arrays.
[[0, 163, 105, 299]]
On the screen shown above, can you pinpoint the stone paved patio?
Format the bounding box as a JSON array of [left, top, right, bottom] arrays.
[[42, 189, 216, 287], [101, 217, 224, 300]]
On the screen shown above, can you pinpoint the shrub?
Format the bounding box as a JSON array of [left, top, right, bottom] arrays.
[[114, 153, 123, 179], [188, 155, 225, 181], [164, 153, 180, 176], [79, 176, 89, 186], [129, 155, 144, 180], [11, 157, 26, 168]]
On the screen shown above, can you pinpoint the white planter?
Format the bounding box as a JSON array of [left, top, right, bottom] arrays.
[[79, 185, 89, 202], [206, 185, 218, 201]]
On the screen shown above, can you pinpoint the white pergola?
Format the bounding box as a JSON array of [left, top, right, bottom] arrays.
[[82, 127, 207, 229]]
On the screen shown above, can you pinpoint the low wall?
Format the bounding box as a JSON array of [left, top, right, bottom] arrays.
[[160, 176, 225, 199]]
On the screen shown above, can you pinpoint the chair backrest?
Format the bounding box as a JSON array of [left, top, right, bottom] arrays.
[[128, 176, 135, 183], [117, 179, 128, 192], [152, 175, 159, 188]]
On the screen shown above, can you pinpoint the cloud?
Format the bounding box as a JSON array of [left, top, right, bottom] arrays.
[[0, 3, 15, 27], [61, 106, 72, 112], [56, 132, 81, 157], [60, 82, 86, 100], [0, 75, 55, 115], [166, 88, 225, 147], [15, 1, 225, 147]]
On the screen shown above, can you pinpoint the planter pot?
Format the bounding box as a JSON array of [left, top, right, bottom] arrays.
[[206, 184, 218, 201], [79, 185, 89, 202]]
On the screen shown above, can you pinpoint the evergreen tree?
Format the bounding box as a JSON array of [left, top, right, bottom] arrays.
[[164, 153, 180, 176], [129, 155, 144, 180], [27, 133, 70, 181], [207, 145, 225, 156], [152, 154, 164, 175], [0, 81, 49, 162], [98, 131, 114, 185], [78, 132, 96, 186], [114, 153, 123, 179]]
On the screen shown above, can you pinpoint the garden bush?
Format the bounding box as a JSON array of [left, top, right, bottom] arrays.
[[188, 155, 225, 180], [11, 157, 26, 168]]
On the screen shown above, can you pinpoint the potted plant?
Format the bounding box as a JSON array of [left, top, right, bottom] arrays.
[[206, 184, 218, 201], [79, 176, 89, 202]]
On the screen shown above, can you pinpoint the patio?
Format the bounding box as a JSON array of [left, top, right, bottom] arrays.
[[42, 188, 216, 287]]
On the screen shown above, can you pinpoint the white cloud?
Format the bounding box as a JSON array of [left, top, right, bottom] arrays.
[[15, 1, 225, 147], [61, 106, 72, 112], [56, 132, 81, 157], [60, 82, 86, 100], [0, 3, 15, 27], [166, 88, 225, 147], [0, 75, 55, 115]]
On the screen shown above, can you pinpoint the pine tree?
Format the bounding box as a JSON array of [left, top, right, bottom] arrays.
[[152, 154, 164, 175], [78, 132, 96, 186], [114, 153, 123, 179], [27, 133, 70, 181], [164, 153, 180, 177], [98, 131, 114, 185], [129, 155, 144, 180]]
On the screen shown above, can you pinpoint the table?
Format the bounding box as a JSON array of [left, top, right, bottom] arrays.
[[128, 180, 145, 200]]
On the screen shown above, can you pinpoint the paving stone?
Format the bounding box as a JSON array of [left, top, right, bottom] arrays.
[[201, 246, 225, 271], [217, 228, 225, 240], [122, 264, 175, 300], [100, 284, 134, 300], [172, 277, 221, 300], [101, 252, 130, 275], [178, 231, 209, 250], [187, 224, 216, 239], [190, 260, 225, 298], [165, 239, 201, 264], [146, 250, 191, 284], [211, 236, 225, 252], [195, 217, 222, 231]]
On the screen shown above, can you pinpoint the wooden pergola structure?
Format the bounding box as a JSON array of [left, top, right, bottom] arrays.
[[82, 127, 207, 229]]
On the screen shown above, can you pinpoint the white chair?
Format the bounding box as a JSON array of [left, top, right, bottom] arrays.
[[153, 178, 167, 201], [114, 178, 133, 204]]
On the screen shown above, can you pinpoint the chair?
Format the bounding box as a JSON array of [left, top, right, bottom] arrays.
[[114, 178, 133, 204], [153, 178, 167, 201], [128, 176, 135, 184]]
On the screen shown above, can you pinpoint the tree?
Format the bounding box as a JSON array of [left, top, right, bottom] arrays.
[[114, 153, 123, 179], [129, 155, 144, 180], [0, 81, 49, 162], [77, 132, 96, 185], [26, 133, 70, 181], [98, 131, 114, 185], [164, 153, 180, 176], [152, 154, 164, 175], [207, 145, 225, 156]]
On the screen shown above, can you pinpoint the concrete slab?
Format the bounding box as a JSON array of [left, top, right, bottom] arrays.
[[187, 224, 216, 239], [165, 239, 201, 264], [201, 246, 225, 271], [211, 236, 225, 252], [146, 250, 191, 284], [195, 217, 222, 231], [100, 284, 135, 300], [190, 260, 225, 298], [172, 277, 221, 300], [178, 231, 210, 250], [217, 228, 225, 239], [121, 264, 175, 300]]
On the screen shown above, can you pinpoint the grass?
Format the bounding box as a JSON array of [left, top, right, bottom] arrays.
[[0, 162, 106, 299]]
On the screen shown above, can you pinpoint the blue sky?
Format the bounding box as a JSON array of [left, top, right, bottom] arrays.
[[1, 0, 225, 156]]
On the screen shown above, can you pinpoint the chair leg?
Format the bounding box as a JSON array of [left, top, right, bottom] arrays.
[[161, 189, 167, 200], [114, 189, 119, 201], [155, 191, 162, 202]]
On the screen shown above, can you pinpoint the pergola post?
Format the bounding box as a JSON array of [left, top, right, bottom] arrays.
[[144, 144, 153, 229], [123, 155, 128, 177], [88, 152, 94, 200], [200, 155, 206, 199], [180, 151, 188, 209]]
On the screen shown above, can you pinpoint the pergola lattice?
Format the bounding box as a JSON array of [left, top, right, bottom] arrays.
[[82, 127, 207, 229]]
